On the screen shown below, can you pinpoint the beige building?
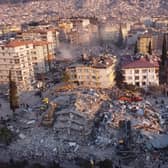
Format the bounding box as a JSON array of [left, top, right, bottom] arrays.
[[0, 40, 54, 92], [137, 33, 168, 54], [122, 58, 159, 87], [17, 28, 59, 53], [137, 34, 152, 54], [0, 41, 34, 92], [66, 55, 117, 88], [32, 41, 54, 75]]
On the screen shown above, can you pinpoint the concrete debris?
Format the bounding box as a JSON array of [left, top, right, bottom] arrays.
[[1, 87, 168, 167], [19, 133, 26, 139], [149, 134, 168, 149]]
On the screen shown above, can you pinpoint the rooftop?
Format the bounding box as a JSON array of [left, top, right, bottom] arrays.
[[68, 55, 116, 69], [5, 40, 51, 47], [122, 58, 159, 69]]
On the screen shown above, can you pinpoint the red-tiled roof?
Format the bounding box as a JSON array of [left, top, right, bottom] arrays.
[[6, 40, 32, 47], [5, 40, 51, 47], [33, 41, 52, 46], [122, 58, 159, 69]]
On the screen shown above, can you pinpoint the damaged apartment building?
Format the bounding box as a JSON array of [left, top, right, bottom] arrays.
[[66, 54, 117, 88]]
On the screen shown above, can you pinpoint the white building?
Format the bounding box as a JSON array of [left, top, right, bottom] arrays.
[[122, 58, 159, 87], [0, 40, 54, 92]]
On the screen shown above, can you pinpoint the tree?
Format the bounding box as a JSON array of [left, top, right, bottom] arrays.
[[148, 40, 152, 55], [9, 70, 19, 113], [115, 66, 125, 89], [116, 24, 124, 48], [0, 127, 13, 145], [161, 33, 167, 66], [134, 41, 138, 54]]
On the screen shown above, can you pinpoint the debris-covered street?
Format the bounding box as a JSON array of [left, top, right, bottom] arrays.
[[1, 85, 168, 168]]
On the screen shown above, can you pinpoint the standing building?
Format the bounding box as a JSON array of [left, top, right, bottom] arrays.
[[66, 55, 117, 88], [137, 34, 152, 54], [122, 57, 159, 87], [17, 28, 59, 54], [0, 41, 35, 92], [0, 40, 54, 92]]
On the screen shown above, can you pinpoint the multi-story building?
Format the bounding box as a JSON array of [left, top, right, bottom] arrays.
[[59, 18, 99, 45], [137, 33, 168, 54], [32, 41, 54, 75], [66, 55, 117, 88], [137, 34, 152, 54], [0, 41, 35, 92], [17, 28, 59, 54], [122, 57, 159, 87], [0, 40, 54, 92]]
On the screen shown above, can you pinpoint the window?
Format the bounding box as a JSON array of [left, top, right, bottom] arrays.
[[128, 76, 132, 80], [142, 82, 146, 86], [16, 71, 22, 75], [142, 69, 147, 73], [33, 57, 37, 60], [143, 76, 147, 79], [135, 70, 139, 74], [15, 59, 20, 64], [128, 69, 132, 74], [135, 76, 139, 80], [135, 82, 139, 86], [18, 77, 23, 81]]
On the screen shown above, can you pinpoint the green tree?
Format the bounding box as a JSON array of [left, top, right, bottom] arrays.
[[0, 127, 13, 145], [134, 41, 138, 54], [161, 34, 167, 66], [116, 24, 124, 48], [9, 70, 19, 113], [148, 40, 152, 55]]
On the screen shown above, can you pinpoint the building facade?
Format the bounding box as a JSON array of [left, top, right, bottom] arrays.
[[137, 34, 152, 54], [66, 55, 116, 88], [0, 40, 54, 92], [122, 58, 159, 87]]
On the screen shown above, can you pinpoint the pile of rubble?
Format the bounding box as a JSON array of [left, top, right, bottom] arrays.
[[52, 90, 109, 143], [75, 90, 109, 119], [1, 87, 168, 167], [109, 100, 162, 134]]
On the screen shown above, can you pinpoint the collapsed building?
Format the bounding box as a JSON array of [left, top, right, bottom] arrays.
[[53, 90, 109, 143]]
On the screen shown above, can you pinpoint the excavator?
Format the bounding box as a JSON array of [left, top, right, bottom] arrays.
[[41, 101, 57, 127]]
